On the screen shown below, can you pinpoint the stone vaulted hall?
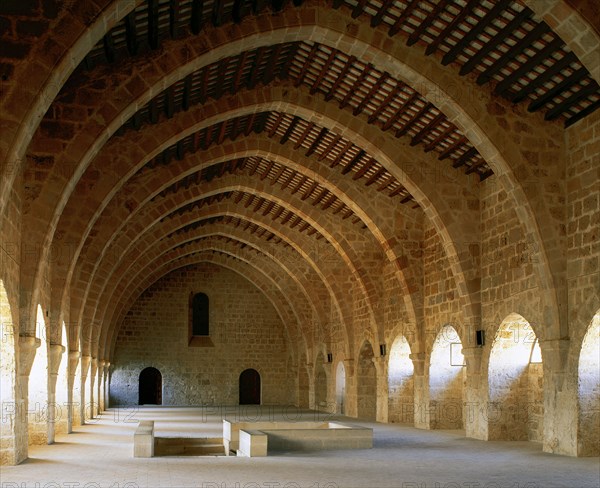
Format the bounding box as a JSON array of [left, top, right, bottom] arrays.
[[1, 0, 599, 487]]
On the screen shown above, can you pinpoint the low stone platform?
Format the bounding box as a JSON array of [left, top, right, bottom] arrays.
[[224, 420, 373, 457]]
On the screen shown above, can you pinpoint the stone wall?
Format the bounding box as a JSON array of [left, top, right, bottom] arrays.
[[109, 263, 291, 407]]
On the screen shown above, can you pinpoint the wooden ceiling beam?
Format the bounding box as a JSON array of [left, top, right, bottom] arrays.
[[438, 137, 466, 161], [294, 122, 315, 149], [425, 0, 478, 56], [544, 81, 599, 121], [261, 160, 275, 180], [165, 86, 176, 118], [423, 124, 454, 152], [459, 6, 532, 75], [495, 37, 564, 96], [410, 112, 445, 146], [280, 116, 300, 145], [169, 0, 181, 38], [291, 175, 308, 194], [295, 43, 320, 87], [124, 11, 138, 56], [212, 0, 225, 27], [465, 158, 487, 175], [365, 166, 386, 186], [330, 140, 354, 168], [388, 0, 420, 38], [148, 0, 160, 50], [368, 84, 402, 124], [182, 74, 193, 111], [527, 67, 587, 112], [565, 99, 600, 128], [262, 201, 275, 216], [352, 0, 368, 19], [312, 188, 328, 206], [268, 113, 285, 138], [199, 66, 210, 103], [310, 50, 337, 95], [149, 98, 159, 124], [245, 113, 258, 136], [442, 0, 511, 66], [477, 23, 550, 86], [176, 140, 185, 161], [407, 0, 449, 46], [509, 52, 576, 104], [232, 0, 245, 23], [352, 158, 373, 180], [382, 92, 418, 131], [306, 127, 328, 157], [217, 120, 228, 145], [215, 57, 230, 99], [231, 51, 249, 94], [341, 149, 365, 174], [353, 74, 390, 117], [396, 102, 433, 138], [370, 0, 395, 28], [452, 147, 477, 168], [281, 170, 297, 190], [302, 181, 319, 201], [191, 0, 203, 35], [339, 64, 373, 109], [318, 134, 343, 161], [102, 31, 116, 63], [263, 44, 285, 85], [325, 55, 356, 102], [247, 47, 267, 89], [229, 117, 240, 141], [271, 164, 287, 184], [279, 42, 300, 79]]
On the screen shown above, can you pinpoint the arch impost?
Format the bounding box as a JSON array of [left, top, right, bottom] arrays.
[[539, 337, 570, 375], [342, 358, 355, 377], [409, 353, 426, 376], [18, 336, 40, 377], [461, 346, 483, 372]]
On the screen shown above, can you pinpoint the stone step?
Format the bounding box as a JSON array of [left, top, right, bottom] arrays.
[[154, 437, 225, 456]]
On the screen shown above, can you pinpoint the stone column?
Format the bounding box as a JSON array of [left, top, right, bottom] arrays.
[[410, 352, 429, 429], [19, 336, 43, 445], [97, 360, 105, 413], [15, 337, 38, 460], [373, 356, 389, 423], [103, 362, 111, 410], [80, 355, 91, 424], [540, 338, 577, 456], [462, 346, 485, 440], [90, 358, 98, 418], [67, 351, 81, 432], [47, 344, 65, 444], [342, 359, 357, 418]]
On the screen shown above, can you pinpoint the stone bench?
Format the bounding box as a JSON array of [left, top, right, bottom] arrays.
[[133, 420, 155, 458]]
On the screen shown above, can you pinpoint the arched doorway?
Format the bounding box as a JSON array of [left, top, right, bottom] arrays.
[[429, 325, 465, 430], [335, 361, 346, 414], [488, 314, 543, 441], [578, 311, 599, 456], [388, 335, 414, 424], [138, 367, 162, 405], [357, 341, 377, 420], [239, 369, 261, 405]]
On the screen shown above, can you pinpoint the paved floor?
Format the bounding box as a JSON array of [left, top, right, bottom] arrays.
[[1, 406, 599, 488]]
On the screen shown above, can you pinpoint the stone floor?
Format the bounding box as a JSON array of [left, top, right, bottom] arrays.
[[1, 406, 599, 488]]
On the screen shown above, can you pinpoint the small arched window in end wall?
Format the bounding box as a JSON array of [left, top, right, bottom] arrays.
[[189, 292, 214, 347]]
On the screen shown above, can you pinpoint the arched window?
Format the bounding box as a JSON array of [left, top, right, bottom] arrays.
[[191, 292, 209, 336]]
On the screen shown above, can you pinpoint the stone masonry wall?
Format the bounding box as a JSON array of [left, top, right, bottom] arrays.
[[109, 263, 291, 407]]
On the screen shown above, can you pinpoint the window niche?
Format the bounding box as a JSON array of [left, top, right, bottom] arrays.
[[188, 292, 214, 347]]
